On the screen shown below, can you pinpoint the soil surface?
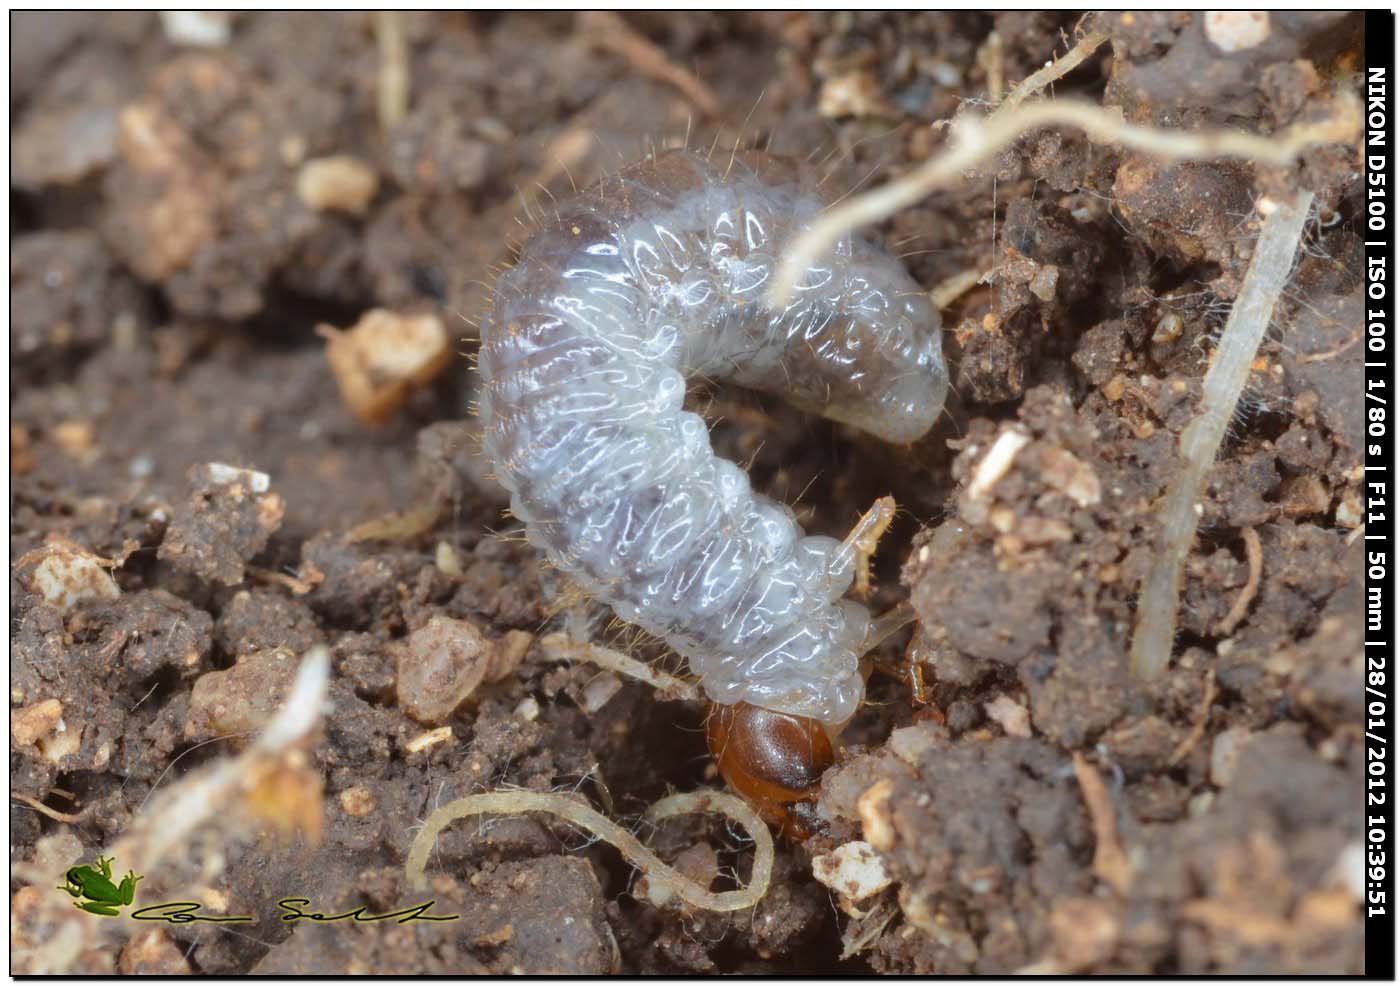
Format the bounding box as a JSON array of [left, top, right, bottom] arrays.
[[11, 11, 1366, 974]]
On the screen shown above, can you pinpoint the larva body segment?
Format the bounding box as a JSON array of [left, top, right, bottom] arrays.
[[479, 149, 947, 725]]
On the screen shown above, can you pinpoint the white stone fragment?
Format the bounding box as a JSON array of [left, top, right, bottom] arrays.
[[159, 11, 232, 47], [1203, 12, 1270, 54], [580, 672, 623, 714], [1332, 842, 1365, 903], [205, 462, 270, 493], [967, 428, 1031, 501], [812, 841, 894, 902], [984, 694, 1032, 738], [28, 542, 120, 613]]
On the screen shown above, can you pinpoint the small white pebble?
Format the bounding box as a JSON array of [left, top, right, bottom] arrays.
[[319, 309, 450, 426], [1333, 842, 1365, 902], [1209, 727, 1250, 787], [404, 726, 453, 754], [205, 462, 270, 493], [1337, 490, 1363, 528], [811, 841, 893, 902], [129, 455, 155, 479], [296, 156, 379, 215], [1204, 11, 1270, 54], [580, 672, 623, 714], [396, 617, 492, 725], [513, 696, 540, 721], [984, 694, 1032, 738], [434, 541, 465, 578], [856, 779, 897, 852], [29, 542, 120, 612], [925, 61, 962, 88], [967, 428, 1031, 501], [159, 10, 232, 47], [887, 724, 938, 766]]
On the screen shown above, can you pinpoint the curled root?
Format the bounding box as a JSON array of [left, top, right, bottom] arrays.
[[405, 788, 774, 912]]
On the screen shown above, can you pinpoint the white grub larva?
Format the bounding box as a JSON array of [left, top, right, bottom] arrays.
[[478, 149, 948, 725]]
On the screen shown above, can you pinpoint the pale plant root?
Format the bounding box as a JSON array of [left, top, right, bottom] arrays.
[[1129, 191, 1315, 679], [769, 76, 1359, 306], [405, 788, 775, 912], [538, 631, 703, 703], [373, 11, 408, 134]]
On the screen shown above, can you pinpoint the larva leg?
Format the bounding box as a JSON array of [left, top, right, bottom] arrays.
[[904, 631, 930, 706], [858, 598, 916, 653], [856, 596, 924, 705], [836, 495, 897, 599]]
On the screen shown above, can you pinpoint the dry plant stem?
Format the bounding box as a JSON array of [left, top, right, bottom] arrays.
[[1216, 527, 1263, 635], [929, 267, 987, 310], [997, 28, 1108, 114], [1168, 669, 1219, 766], [10, 792, 83, 824], [374, 11, 409, 134], [117, 646, 330, 870], [1130, 192, 1314, 679], [345, 499, 444, 543], [405, 789, 774, 911], [577, 11, 721, 118], [539, 632, 703, 703], [1072, 752, 1132, 895], [770, 97, 1357, 306]]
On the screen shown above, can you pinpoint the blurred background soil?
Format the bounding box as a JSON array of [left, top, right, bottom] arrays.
[[10, 11, 1366, 974]]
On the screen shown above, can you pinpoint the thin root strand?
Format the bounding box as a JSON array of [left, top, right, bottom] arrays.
[[1130, 192, 1314, 679], [404, 789, 774, 912], [770, 94, 1357, 307], [539, 632, 703, 704]]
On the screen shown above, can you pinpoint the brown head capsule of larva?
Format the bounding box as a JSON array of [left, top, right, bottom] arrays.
[[705, 701, 837, 839]]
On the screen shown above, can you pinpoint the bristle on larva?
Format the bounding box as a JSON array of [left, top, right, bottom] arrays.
[[477, 149, 948, 724]]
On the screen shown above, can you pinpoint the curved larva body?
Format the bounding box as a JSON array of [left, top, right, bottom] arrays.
[[479, 150, 947, 725]]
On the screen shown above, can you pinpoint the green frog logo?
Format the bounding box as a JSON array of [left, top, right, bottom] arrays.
[[57, 855, 142, 916]]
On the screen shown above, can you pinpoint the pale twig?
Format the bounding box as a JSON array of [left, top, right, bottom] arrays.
[[373, 11, 409, 134], [10, 793, 83, 824], [929, 267, 988, 310], [1072, 753, 1132, 895], [577, 11, 721, 118], [1215, 527, 1263, 636], [1168, 669, 1219, 766], [997, 28, 1108, 114]]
